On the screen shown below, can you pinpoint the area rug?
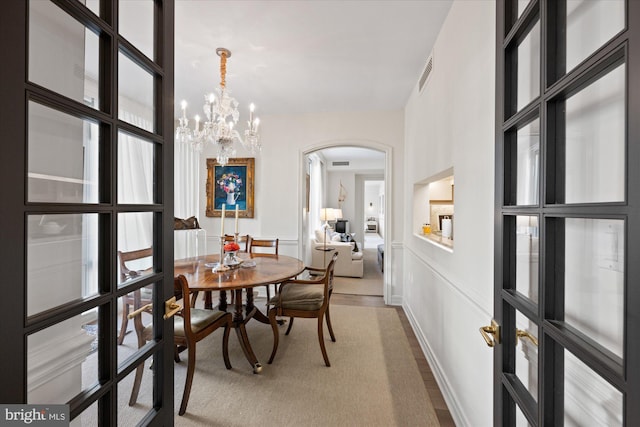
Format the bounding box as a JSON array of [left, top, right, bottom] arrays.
[[332, 247, 384, 296], [115, 304, 439, 426]]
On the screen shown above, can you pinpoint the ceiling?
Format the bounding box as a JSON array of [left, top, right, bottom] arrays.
[[320, 146, 385, 172], [174, 0, 453, 119]]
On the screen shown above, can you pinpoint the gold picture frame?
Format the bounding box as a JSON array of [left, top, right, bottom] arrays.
[[206, 157, 255, 218]]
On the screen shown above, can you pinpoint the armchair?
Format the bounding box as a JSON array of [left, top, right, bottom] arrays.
[[267, 252, 338, 367]]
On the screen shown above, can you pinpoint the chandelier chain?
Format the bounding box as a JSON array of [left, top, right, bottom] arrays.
[[219, 51, 227, 89]]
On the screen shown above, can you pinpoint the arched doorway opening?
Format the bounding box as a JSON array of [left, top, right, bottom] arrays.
[[299, 141, 391, 303]]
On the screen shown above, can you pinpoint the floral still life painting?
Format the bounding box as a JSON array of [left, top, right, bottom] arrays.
[[206, 157, 255, 218]]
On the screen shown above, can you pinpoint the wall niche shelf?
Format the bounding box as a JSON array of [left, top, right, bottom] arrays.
[[413, 168, 454, 251]]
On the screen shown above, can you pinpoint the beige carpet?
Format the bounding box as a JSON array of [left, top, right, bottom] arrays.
[[116, 304, 439, 426], [332, 247, 384, 296]]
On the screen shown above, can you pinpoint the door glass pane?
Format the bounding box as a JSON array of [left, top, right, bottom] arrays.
[[28, 102, 100, 203], [564, 218, 623, 359], [27, 309, 99, 403], [118, 52, 154, 132], [516, 119, 539, 205], [565, 64, 625, 204], [517, 21, 540, 111], [516, 216, 539, 303], [117, 212, 154, 285], [564, 349, 622, 426], [566, 0, 625, 73], [517, 0, 531, 18], [516, 402, 533, 426], [29, 0, 100, 109], [515, 311, 538, 402], [118, 357, 154, 425], [76, 0, 100, 16], [119, 0, 154, 60], [75, 400, 98, 427], [118, 130, 155, 204], [117, 283, 155, 366], [27, 214, 99, 316]]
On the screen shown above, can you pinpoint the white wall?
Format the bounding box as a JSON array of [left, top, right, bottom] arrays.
[[196, 110, 404, 301], [403, 1, 495, 425]]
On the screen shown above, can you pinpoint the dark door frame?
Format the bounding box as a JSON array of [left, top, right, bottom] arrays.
[[0, 0, 176, 424], [495, 0, 640, 425]]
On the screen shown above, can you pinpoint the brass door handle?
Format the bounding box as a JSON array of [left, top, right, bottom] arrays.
[[164, 296, 182, 319], [128, 303, 153, 319], [516, 329, 538, 346], [127, 297, 182, 320], [479, 320, 500, 347]]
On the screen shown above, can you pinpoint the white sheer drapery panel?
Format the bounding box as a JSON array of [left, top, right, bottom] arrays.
[[174, 136, 200, 219], [117, 112, 154, 266], [82, 117, 99, 297], [174, 229, 207, 259], [308, 153, 324, 236]]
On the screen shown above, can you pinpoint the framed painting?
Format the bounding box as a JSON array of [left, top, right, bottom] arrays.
[[206, 157, 255, 218]]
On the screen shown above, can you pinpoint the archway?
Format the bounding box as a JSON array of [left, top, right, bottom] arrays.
[[299, 140, 392, 303]]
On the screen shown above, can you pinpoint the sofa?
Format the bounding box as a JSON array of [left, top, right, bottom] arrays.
[[310, 230, 363, 278]]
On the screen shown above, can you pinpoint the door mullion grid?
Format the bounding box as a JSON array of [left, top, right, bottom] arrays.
[[499, 1, 638, 425], [541, 1, 633, 425]]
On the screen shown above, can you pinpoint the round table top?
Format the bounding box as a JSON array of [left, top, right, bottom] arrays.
[[174, 253, 305, 291]]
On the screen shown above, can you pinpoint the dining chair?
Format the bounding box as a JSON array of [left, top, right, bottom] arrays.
[[117, 247, 153, 345], [248, 238, 279, 302], [267, 252, 338, 367], [128, 274, 232, 416]]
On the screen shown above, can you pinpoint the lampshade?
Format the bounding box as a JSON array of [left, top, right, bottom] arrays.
[[319, 208, 336, 222], [333, 209, 343, 219]]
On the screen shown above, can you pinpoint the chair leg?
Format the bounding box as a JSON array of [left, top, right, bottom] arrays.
[[317, 313, 330, 367], [285, 317, 295, 335], [174, 345, 181, 363], [128, 360, 145, 406], [222, 321, 232, 369], [325, 303, 336, 342], [267, 308, 280, 364], [117, 301, 129, 345], [266, 285, 271, 306], [179, 342, 196, 416]]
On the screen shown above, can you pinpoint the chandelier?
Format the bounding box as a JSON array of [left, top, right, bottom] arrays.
[[175, 47, 261, 166]]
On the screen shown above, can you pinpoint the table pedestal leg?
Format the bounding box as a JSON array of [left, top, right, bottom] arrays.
[[247, 288, 272, 325], [233, 289, 262, 374], [204, 291, 213, 310]]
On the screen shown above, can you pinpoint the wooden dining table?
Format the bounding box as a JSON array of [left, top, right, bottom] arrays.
[[174, 252, 305, 373]]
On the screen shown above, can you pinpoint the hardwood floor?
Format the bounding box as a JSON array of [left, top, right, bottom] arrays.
[[332, 293, 456, 427]]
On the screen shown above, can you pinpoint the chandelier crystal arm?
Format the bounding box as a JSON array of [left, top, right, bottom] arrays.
[[175, 47, 262, 166]]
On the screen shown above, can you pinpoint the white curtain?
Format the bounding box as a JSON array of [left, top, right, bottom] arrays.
[[116, 112, 154, 266], [308, 153, 324, 236], [174, 136, 200, 219]]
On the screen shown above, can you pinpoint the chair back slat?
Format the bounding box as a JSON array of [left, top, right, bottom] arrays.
[[118, 247, 153, 281], [174, 275, 191, 329], [249, 238, 279, 255]]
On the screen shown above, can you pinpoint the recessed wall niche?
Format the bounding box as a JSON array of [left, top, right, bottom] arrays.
[[413, 168, 454, 250]]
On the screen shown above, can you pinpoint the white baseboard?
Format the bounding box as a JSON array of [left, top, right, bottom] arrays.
[[403, 302, 469, 427]]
